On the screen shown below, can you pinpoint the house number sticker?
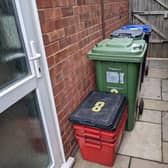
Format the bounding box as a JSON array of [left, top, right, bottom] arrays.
[[120, 73, 125, 84], [106, 72, 119, 83], [106, 71, 125, 84]]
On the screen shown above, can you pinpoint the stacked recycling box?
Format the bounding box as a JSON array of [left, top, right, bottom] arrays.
[[69, 91, 128, 166]]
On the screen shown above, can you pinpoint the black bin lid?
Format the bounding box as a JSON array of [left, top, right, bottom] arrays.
[[69, 91, 127, 131], [111, 29, 144, 38]]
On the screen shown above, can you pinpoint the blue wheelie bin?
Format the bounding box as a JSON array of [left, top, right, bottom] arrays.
[[111, 25, 151, 116], [112, 25, 151, 83], [121, 25, 151, 79], [121, 25, 151, 43], [120, 25, 151, 116]]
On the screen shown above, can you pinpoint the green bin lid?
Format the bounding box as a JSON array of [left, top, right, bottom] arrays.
[[88, 38, 147, 63]]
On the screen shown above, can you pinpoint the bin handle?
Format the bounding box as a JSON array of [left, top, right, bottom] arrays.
[[84, 132, 100, 139], [133, 44, 143, 50], [85, 139, 101, 149], [118, 33, 132, 38], [110, 89, 119, 94]]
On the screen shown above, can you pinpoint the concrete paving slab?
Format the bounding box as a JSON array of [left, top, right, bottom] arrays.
[[130, 158, 168, 168], [163, 142, 168, 163], [144, 99, 168, 112], [73, 151, 130, 168], [149, 60, 168, 69], [119, 122, 161, 161], [139, 109, 161, 124], [162, 80, 168, 101], [163, 112, 168, 141], [148, 68, 168, 79], [141, 78, 161, 100]]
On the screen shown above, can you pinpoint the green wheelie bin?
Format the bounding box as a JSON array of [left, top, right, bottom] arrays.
[[87, 37, 147, 131]]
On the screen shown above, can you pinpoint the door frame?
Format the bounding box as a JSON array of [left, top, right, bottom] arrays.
[[21, 1, 75, 167], [15, 0, 68, 167], [0, 0, 74, 167]]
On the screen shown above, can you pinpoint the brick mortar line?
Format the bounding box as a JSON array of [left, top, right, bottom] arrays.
[[49, 34, 102, 70], [44, 24, 103, 57]]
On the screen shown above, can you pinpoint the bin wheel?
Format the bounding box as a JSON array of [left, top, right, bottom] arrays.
[[136, 100, 138, 113], [139, 98, 144, 115], [145, 63, 149, 76], [136, 100, 140, 120]]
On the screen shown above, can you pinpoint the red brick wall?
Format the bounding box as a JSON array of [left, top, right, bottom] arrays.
[[103, 0, 129, 37], [36, 0, 128, 159]]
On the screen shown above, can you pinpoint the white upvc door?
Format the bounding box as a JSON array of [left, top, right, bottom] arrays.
[[0, 0, 65, 168]]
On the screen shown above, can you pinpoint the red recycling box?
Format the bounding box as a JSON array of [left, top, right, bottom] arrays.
[[75, 108, 128, 166]]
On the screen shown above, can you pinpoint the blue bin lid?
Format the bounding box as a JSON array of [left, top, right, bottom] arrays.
[[121, 24, 151, 33], [111, 29, 144, 38]]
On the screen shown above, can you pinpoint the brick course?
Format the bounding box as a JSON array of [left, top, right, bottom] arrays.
[[37, 0, 128, 159], [103, 0, 129, 37]]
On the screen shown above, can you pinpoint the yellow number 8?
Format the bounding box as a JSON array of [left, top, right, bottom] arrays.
[[92, 101, 105, 112]]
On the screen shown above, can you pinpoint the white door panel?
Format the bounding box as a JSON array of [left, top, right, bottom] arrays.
[[0, 0, 64, 167]]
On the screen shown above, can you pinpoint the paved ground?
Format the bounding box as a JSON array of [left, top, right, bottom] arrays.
[[73, 60, 168, 168]]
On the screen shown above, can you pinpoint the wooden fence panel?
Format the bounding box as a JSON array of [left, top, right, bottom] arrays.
[[131, 0, 168, 57]]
